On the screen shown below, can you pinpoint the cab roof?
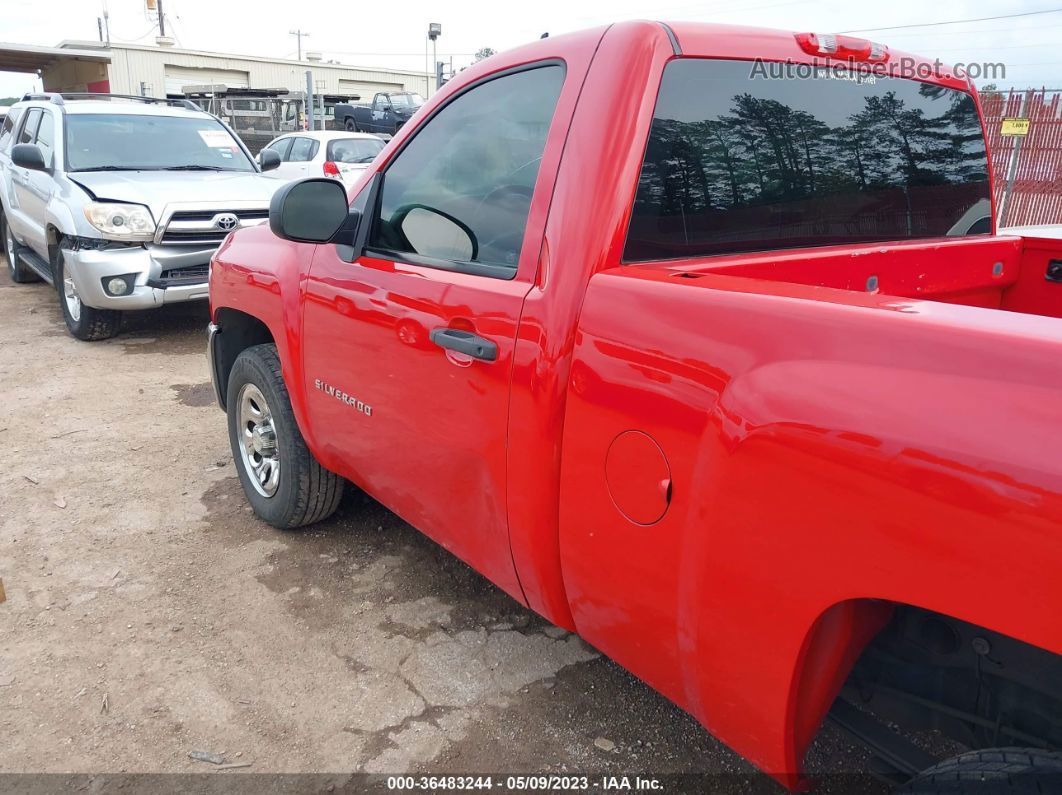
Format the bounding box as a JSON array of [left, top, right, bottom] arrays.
[[661, 21, 972, 92]]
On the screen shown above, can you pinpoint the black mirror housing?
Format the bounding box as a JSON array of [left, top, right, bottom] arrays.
[[269, 178, 350, 244], [258, 149, 281, 172], [11, 144, 47, 172]]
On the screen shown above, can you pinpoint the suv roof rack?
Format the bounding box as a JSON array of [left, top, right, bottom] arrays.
[[22, 92, 65, 105], [22, 92, 202, 112]]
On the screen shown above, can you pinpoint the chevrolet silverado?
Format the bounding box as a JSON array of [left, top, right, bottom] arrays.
[[207, 22, 1062, 792]]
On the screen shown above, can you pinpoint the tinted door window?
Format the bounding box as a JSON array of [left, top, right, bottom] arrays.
[[19, 109, 41, 145], [288, 137, 317, 161], [625, 59, 992, 261], [266, 137, 294, 159], [368, 65, 564, 274], [34, 112, 55, 165]]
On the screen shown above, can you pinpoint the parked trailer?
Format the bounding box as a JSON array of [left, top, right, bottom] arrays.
[[178, 85, 361, 153]]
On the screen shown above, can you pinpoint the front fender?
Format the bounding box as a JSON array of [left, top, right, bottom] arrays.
[[210, 226, 317, 451]]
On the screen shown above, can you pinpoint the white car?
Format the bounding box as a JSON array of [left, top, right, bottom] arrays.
[[258, 130, 385, 186]]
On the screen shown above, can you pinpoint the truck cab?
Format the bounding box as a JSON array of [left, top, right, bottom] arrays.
[[337, 92, 425, 136]]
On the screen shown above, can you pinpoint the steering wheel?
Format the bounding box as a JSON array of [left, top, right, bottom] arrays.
[[481, 183, 534, 207], [476, 185, 535, 262]]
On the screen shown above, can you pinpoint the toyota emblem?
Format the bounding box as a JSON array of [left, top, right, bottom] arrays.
[[214, 213, 239, 231]]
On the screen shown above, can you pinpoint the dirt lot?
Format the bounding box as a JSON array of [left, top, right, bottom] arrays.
[[0, 262, 882, 793]]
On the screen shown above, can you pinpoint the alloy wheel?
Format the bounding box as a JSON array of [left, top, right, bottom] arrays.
[[4, 222, 15, 276], [237, 382, 281, 497], [62, 269, 82, 322]]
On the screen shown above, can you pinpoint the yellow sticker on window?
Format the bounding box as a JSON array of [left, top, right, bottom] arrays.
[[1001, 118, 1030, 136]]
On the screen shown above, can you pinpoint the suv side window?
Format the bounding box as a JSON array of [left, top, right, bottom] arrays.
[[34, 111, 55, 167], [0, 108, 22, 151], [19, 108, 42, 145], [288, 137, 317, 162], [367, 65, 564, 275]]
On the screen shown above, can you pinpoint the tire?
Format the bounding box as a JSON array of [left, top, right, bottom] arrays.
[[54, 244, 121, 341], [344, 117, 359, 132], [226, 343, 344, 529], [901, 748, 1062, 794], [2, 209, 41, 283]]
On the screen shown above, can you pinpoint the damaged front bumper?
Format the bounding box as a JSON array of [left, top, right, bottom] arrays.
[[62, 239, 215, 310]]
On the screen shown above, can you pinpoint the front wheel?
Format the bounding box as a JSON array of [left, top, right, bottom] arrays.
[[227, 343, 344, 529], [901, 748, 1062, 794], [54, 246, 121, 340]]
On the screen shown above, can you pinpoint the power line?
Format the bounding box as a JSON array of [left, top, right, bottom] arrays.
[[876, 21, 1062, 38], [322, 51, 478, 57], [110, 24, 159, 43], [841, 6, 1062, 34], [925, 41, 1061, 52]]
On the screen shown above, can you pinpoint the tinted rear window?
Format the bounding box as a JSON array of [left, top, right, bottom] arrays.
[[624, 59, 992, 261]]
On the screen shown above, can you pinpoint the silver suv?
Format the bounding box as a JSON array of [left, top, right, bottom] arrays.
[[0, 93, 282, 340]]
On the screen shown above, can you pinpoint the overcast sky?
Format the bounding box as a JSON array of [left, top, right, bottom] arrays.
[[2, 0, 1060, 97]]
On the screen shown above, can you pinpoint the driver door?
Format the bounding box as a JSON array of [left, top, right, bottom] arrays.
[[301, 64, 568, 599], [370, 95, 392, 133]]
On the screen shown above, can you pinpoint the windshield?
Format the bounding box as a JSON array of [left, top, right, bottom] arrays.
[[327, 137, 385, 164], [390, 93, 424, 109], [625, 59, 992, 261], [65, 114, 255, 172]]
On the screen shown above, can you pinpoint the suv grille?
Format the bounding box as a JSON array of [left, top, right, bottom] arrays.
[[160, 209, 269, 246]]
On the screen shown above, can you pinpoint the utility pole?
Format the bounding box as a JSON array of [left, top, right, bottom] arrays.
[[290, 29, 310, 61], [157, 0, 166, 38], [305, 70, 315, 131]]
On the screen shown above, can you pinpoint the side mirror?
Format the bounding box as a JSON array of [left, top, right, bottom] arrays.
[[269, 177, 351, 244], [258, 149, 281, 172], [395, 204, 478, 261], [11, 143, 47, 171]]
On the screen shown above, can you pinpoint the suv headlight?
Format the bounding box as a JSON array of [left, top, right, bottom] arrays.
[[83, 202, 156, 241]]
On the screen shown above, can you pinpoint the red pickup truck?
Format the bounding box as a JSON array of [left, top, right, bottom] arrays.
[[207, 21, 1062, 792]]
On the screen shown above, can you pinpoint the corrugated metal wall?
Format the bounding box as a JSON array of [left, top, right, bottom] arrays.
[[104, 45, 431, 99], [982, 89, 1062, 228]]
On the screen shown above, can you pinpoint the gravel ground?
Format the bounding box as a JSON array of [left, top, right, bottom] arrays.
[[0, 261, 886, 794]]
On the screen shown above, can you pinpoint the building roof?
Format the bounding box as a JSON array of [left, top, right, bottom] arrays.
[[57, 40, 429, 78]]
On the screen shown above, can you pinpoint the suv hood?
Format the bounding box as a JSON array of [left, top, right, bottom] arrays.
[[69, 170, 281, 220]]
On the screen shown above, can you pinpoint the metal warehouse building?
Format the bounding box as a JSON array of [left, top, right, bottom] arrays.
[[0, 39, 431, 100]]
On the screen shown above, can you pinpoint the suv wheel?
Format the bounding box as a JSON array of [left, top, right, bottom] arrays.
[[227, 343, 344, 528], [54, 245, 121, 340], [2, 210, 40, 283]]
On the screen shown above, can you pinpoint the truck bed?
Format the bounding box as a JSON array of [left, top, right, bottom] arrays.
[[648, 236, 1062, 320]]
